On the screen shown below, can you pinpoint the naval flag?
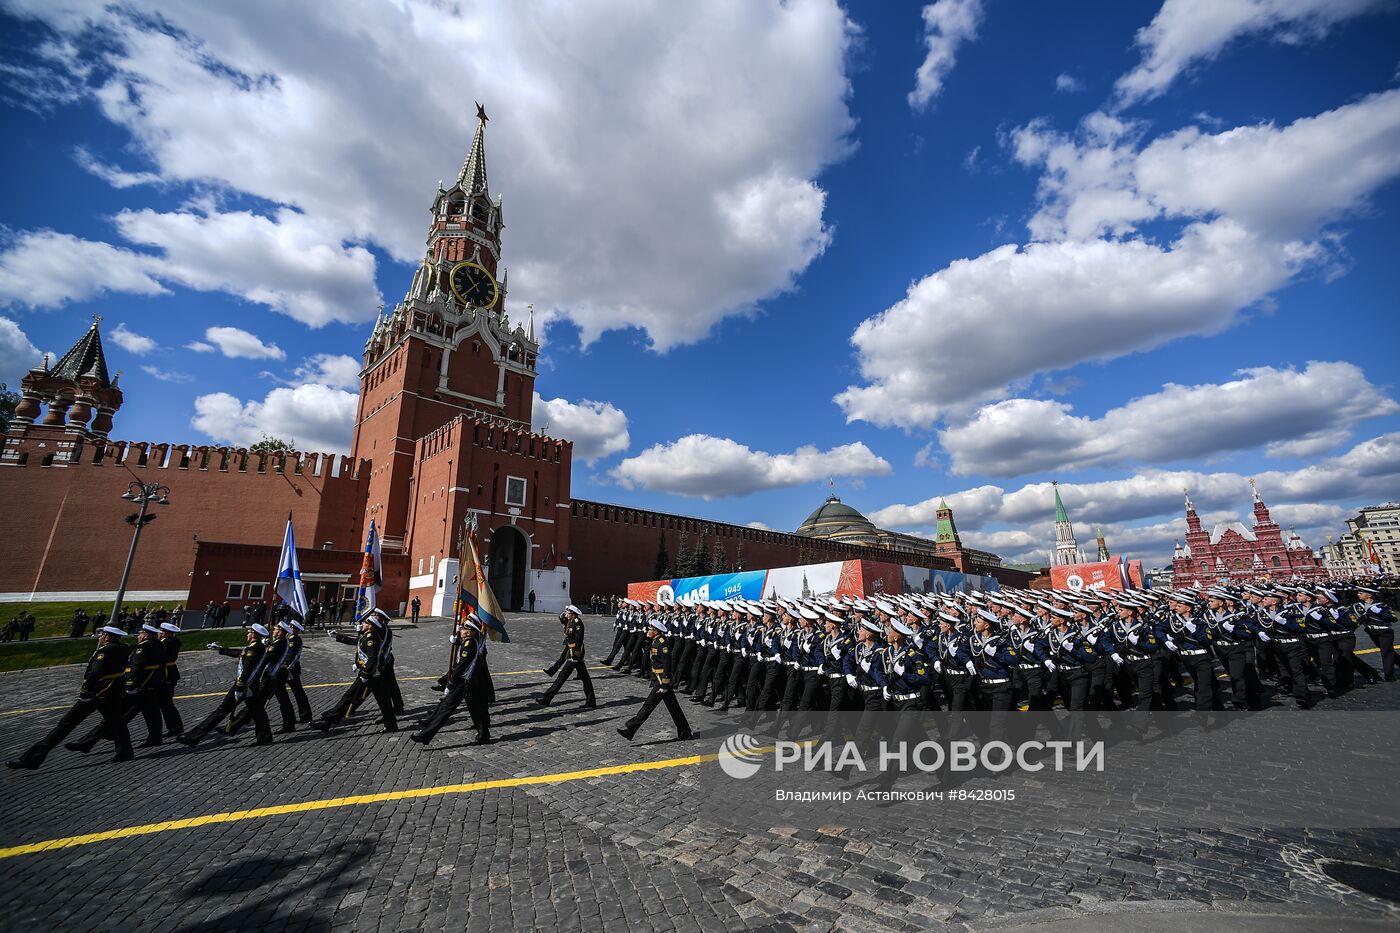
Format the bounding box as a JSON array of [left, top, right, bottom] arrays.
[[275, 514, 309, 620], [356, 519, 383, 619]]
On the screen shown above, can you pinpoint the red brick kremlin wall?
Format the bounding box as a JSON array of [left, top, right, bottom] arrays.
[[0, 439, 368, 599], [567, 499, 971, 603]]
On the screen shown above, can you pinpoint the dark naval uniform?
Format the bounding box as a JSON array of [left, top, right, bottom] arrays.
[[7, 636, 133, 768], [413, 624, 492, 745], [972, 631, 1018, 712], [619, 628, 693, 741], [313, 623, 398, 732], [539, 613, 596, 708], [68, 630, 166, 751], [1357, 596, 1396, 681], [180, 635, 272, 746], [158, 630, 184, 734]]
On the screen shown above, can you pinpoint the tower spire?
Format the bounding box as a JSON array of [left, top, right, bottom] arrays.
[[1051, 481, 1082, 566], [457, 102, 490, 196]]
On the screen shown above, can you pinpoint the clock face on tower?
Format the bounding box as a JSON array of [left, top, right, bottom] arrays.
[[448, 260, 499, 309]]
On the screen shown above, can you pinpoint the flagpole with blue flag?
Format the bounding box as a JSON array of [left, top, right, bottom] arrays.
[[275, 512, 309, 621], [356, 519, 383, 620]]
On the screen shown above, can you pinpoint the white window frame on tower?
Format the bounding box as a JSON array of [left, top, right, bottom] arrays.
[[505, 475, 527, 508]]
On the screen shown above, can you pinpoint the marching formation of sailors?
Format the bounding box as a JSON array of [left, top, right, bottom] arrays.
[[606, 581, 1396, 718], [6, 581, 1395, 770]]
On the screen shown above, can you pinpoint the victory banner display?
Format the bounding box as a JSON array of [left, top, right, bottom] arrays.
[[1049, 558, 1127, 592]]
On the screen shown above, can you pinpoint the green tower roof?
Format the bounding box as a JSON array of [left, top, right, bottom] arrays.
[[934, 498, 959, 544], [1053, 483, 1069, 524]]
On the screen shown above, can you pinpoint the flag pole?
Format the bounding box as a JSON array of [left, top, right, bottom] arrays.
[[268, 510, 291, 621]]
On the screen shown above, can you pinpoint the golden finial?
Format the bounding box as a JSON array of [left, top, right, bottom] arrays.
[[92, 314, 103, 325]]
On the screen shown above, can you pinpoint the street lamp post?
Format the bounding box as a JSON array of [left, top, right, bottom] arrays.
[[111, 481, 171, 623]]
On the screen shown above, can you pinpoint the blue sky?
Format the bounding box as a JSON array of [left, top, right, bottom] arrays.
[[2, 0, 1398, 568]]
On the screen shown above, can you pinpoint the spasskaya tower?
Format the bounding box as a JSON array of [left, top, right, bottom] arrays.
[[352, 105, 568, 614]]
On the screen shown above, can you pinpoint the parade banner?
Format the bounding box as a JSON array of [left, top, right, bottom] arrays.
[[669, 569, 768, 604], [628, 559, 1003, 604], [1049, 558, 1125, 592]]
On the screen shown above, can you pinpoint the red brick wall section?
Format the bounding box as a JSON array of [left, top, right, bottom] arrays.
[[567, 500, 968, 602], [188, 541, 365, 610], [0, 438, 368, 597]]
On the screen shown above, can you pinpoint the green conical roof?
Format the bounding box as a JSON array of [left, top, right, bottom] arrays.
[[934, 497, 959, 544], [1053, 483, 1069, 524], [51, 320, 112, 387], [457, 103, 490, 196]]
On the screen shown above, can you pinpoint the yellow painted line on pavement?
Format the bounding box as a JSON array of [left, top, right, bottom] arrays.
[[0, 666, 610, 718], [0, 748, 722, 861]]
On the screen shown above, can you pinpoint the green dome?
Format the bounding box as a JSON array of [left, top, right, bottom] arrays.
[[795, 495, 877, 539]]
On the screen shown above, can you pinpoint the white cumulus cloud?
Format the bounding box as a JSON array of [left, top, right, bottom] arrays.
[[110, 322, 157, 355], [939, 361, 1398, 477], [908, 0, 984, 111], [290, 353, 361, 391], [613, 434, 892, 500], [195, 326, 284, 361], [871, 434, 1400, 566], [871, 433, 1400, 534], [3, 0, 858, 350], [838, 89, 1400, 429], [0, 230, 166, 309], [191, 383, 357, 453], [0, 316, 44, 383], [1115, 0, 1387, 106], [532, 393, 631, 466]]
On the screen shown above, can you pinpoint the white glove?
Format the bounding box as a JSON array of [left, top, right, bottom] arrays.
[[881, 687, 891, 700], [1183, 620, 1197, 634], [1258, 632, 1271, 643], [1222, 621, 1235, 633], [893, 661, 906, 675], [845, 674, 857, 688], [858, 658, 871, 672], [1111, 653, 1124, 666], [934, 660, 943, 674], [1164, 639, 1178, 653], [1045, 659, 1057, 672], [965, 661, 977, 676], [1127, 632, 1139, 645]]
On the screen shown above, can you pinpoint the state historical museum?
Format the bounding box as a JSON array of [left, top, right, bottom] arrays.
[[2, 111, 1023, 618]]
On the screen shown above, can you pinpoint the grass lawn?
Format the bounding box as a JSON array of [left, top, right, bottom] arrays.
[[1, 600, 187, 640], [0, 629, 247, 673]]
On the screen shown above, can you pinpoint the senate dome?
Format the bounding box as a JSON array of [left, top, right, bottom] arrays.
[[794, 494, 880, 545]]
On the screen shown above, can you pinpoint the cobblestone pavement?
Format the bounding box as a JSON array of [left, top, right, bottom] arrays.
[[0, 614, 1397, 932]]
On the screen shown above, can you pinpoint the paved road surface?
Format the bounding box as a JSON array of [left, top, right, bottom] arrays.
[[0, 613, 1395, 931]]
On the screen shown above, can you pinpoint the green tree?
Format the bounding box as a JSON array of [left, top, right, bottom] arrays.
[[251, 434, 295, 452], [653, 531, 671, 580], [711, 540, 727, 573], [0, 383, 17, 434], [674, 531, 695, 578], [735, 541, 745, 572], [694, 532, 712, 576]]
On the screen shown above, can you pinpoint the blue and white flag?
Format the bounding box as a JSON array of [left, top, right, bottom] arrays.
[[356, 519, 383, 619], [275, 515, 309, 620]]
